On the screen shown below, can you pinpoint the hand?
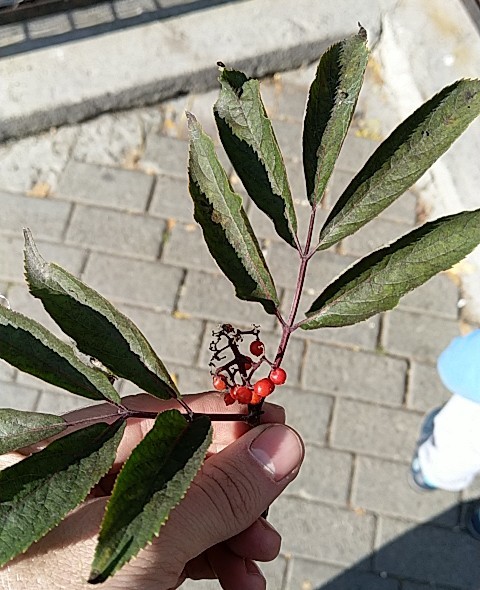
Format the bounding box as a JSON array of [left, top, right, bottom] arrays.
[[0, 393, 304, 589]]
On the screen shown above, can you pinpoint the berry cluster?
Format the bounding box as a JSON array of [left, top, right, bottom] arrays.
[[209, 324, 287, 406]]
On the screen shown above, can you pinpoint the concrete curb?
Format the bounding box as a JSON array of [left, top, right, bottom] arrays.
[[0, 0, 396, 141]]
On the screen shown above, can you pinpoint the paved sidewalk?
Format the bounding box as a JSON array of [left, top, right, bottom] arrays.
[[1, 53, 480, 589]]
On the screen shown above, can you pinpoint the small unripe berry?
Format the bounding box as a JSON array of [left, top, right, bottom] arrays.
[[224, 392, 235, 406], [250, 392, 263, 405], [253, 378, 275, 398], [213, 375, 227, 391], [242, 356, 253, 371], [250, 340, 264, 356], [236, 386, 253, 404], [269, 367, 287, 385]]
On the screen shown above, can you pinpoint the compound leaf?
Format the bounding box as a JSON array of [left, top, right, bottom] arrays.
[[188, 113, 279, 314], [24, 230, 179, 402], [318, 79, 480, 249], [303, 209, 480, 329], [0, 409, 66, 454], [0, 420, 125, 567], [0, 305, 121, 404], [303, 27, 368, 207], [214, 67, 298, 247], [89, 410, 212, 583]]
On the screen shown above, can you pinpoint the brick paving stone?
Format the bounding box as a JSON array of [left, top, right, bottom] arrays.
[[273, 119, 302, 162], [55, 161, 154, 212], [35, 390, 94, 414], [327, 169, 417, 227], [0, 127, 78, 193], [382, 310, 459, 363], [199, 322, 304, 386], [288, 559, 399, 590], [461, 477, 480, 502], [335, 134, 380, 174], [260, 555, 288, 590], [303, 343, 407, 406], [352, 456, 459, 525], [178, 270, 274, 328], [272, 387, 333, 444], [270, 79, 309, 122], [0, 191, 71, 241], [119, 305, 204, 366], [331, 399, 420, 462], [278, 63, 318, 90], [185, 89, 223, 141], [375, 517, 480, 589], [398, 275, 459, 319], [66, 205, 165, 259], [149, 174, 195, 222], [162, 222, 219, 272], [285, 286, 379, 350], [248, 199, 327, 245], [288, 445, 353, 505], [407, 361, 451, 412], [138, 134, 189, 178], [72, 111, 145, 167], [0, 382, 41, 411], [82, 253, 183, 310], [0, 235, 85, 284], [267, 241, 355, 292], [165, 363, 212, 395], [341, 218, 412, 258], [0, 360, 15, 383], [6, 284, 67, 339], [269, 496, 375, 565]]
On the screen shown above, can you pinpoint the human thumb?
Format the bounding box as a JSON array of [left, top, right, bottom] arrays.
[[165, 423, 304, 564]]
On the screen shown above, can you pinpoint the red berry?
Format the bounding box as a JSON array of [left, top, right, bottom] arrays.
[[236, 386, 253, 404], [242, 356, 253, 371], [269, 367, 287, 385], [253, 378, 275, 398], [224, 392, 235, 406], [230, 385, 240, 400], [250, 340, 264, 356], [250, 392, 263, 405], [213, 375, 227, 391]]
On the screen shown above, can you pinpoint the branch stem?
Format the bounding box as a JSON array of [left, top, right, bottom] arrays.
[[274, 207, 317, 366]]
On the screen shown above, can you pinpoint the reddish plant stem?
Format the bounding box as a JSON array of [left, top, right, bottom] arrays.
[[63, 407, 255, 430], [274, 206, 317, 366]]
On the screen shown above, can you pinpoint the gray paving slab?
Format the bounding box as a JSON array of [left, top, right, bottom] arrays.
[[270, 496, 376, 566], [331, 399, 420, 462], [303, 343, 408, 406], [375, 517, 480, 589]]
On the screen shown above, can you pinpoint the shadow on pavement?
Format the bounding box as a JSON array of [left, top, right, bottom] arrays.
[[299, 500, 480, 590]]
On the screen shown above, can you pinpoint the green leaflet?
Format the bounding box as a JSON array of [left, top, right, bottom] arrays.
[[303, 209, 480, 329], [0, 305, 121, 404], [318, 78, 480, 249], [89, 410, 212, 583], [214, 68, 298, 247], [23, 230, 180, 402], [187, 113, 279, 314], [0, 409, 66, 454], [303, 27, 368, 207], [0, 420, 125, 567]]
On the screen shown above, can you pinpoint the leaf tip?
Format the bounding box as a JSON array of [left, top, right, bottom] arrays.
[[87, 572, 105, 585], [357, 22, 367, 41], [23, 228, 47, 286]]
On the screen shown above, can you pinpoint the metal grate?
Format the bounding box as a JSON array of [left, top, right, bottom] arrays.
[[0, 0, 243, 56], [462, 0, 480, 31]]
